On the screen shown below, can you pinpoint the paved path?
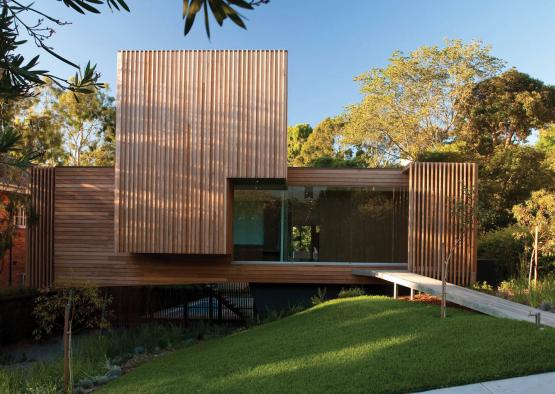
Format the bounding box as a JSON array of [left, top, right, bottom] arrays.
[[416, 372, 555, 393], [352, 269, 555, 328]]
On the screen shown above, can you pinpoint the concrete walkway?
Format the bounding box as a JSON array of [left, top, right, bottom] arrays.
[[416, 372, 555, 393], [352, 269, 555, 328]]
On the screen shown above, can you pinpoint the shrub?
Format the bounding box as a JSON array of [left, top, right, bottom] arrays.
[[310, 288, 327, 306], [0, 287, 38, 301], [471, 281, 494, 294], [338, 287, 366, 298], [497, 274, 555, 308], [33, 287, 113, 340], [478, 225, 528, 279], [0, 324, 196, 393], [262, 304, 305, 324]]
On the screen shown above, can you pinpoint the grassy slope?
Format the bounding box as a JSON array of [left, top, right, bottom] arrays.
[[101, 296, 555, 394]]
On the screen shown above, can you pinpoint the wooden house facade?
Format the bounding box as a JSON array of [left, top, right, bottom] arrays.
[[26, 50, 478, 289]]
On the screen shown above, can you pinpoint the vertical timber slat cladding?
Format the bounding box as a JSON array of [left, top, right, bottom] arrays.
[[27, 168, 55, 288], [116, 50, 288, 255], [407, 162, 478, 286]]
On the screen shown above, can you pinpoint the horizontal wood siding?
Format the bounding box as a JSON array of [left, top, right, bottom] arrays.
[[27, 168, 55, 288], [287, 167, 408, 188], [407, 162, 478, 286], [54, 168, 391, 287], [116, 50, 288, 255]]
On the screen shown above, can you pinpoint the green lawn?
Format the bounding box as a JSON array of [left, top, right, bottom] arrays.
[[100, 296, 555, 394]]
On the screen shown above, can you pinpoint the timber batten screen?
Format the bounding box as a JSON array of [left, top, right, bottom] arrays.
[[116, 50, 288, 254], [27, 167, 55, 288], [407, 162, 478, 286]]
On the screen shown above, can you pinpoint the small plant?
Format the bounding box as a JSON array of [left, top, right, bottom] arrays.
[[310, 288, 327, 306], [471, 281, 494, 294], [338, 287, 366, 298], [32, 287, 113, 341], [262, 304, 306, 323]]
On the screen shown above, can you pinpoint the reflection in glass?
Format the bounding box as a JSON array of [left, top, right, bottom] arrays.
[[233, 185, 408, 263]]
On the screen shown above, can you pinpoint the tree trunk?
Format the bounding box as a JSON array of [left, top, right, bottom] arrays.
[[63, 290, 74, 393], [441, 260, 447, 319], [534, 225, 539, 285]]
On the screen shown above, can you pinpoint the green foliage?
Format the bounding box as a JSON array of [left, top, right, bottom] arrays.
[[337, 287, 366, 298], [99, 297, 555, 394], [478, 225, 528, 279], [0, 286, 38, 301], [471, 281, 494, 294], [459, 69, 555, 155], [512, 189, 555, 259], [343, 39, 503, 163], [0, 2, 126, 100], [308, 156, 365, 168], [479, 145, 553, 230], [287, 123, 313, 165], [182, 0, 267, 38], [47, 81, 116, 166], [498, 274, 555, 308], [0, 324, 194, 394], [537, 124, 555, 171], [310, 287, 327, 306], [262, 304, 306, 324], [32, 287, 113, 341]]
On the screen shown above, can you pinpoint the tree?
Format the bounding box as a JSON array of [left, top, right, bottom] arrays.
[[49, 82, 115, 166], [182, 0, 269, 39], [479, 145, 553, 231], [343, 40, 503, 162], [0, 0, 267, 100], [512, 190, 555, 285], [16, 108, 65, 165], [287, 123, 313, 166], [537, 124, 555, 171], [293, 118, 339, 166], [440, 186, 478, 319], [458, 69, 555, 156]]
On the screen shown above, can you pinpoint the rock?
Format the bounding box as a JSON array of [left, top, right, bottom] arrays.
[[112, 352, 133, 365], [106, 366, 123, 379], [133, 346, 145, 355], [96, 375, 111, 385], [78, 378, 94, 389], [74, 387, 87, 394]]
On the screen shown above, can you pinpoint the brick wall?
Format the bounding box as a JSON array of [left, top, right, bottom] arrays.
[[0, 192, 27, 288]]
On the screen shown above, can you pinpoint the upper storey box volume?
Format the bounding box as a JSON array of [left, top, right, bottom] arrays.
[[115, 50, 288, 255]]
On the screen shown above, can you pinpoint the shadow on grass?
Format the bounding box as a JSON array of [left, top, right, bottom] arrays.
[[100, 296, 555, 394]]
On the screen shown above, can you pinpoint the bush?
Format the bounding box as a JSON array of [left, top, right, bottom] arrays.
[[262, 304, 306, 324], [338, 287, 366, 298], [310, 288, 327, 306], [32, 287, 113, 340], [0, 287, 38, 301], [498, 274, 555, 309], [478, 225, 528, 279], [471, 281, 494, 294], [0, 324, 196, 393]]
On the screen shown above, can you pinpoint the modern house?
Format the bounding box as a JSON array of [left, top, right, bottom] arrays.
[[26, 50, 478, 292]]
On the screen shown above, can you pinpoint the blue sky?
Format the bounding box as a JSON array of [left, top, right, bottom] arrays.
[[21, 0, 555, 127]]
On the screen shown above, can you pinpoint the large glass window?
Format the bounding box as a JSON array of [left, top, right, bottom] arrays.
[[233, 185, 408, 263]]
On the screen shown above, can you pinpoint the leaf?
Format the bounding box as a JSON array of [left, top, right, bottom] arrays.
[[208, 0, 226, 25], [40, 44, 80, 69], [221, 3, 247, 29], [228, 0, 254, 10], [184, 0, 202, 35], [204, 2, 211, 39]]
